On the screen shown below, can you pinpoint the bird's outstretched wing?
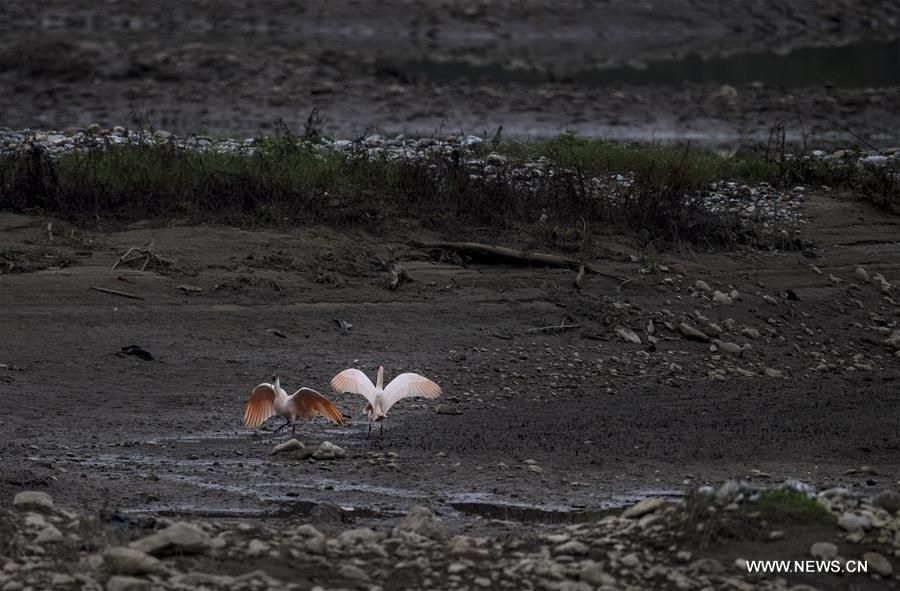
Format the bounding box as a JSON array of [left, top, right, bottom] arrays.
[[290, 388, 345, 426], [244, 383, 277, 428], [383, 372, 442, 413], [330, 368, 377, 406]]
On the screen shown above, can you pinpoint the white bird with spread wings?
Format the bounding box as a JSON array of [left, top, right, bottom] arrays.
[[243, 374, 345, 438], [330, 365, 442, 438]]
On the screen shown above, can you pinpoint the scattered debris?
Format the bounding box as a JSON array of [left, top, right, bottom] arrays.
[[89, 286, 144, 300]]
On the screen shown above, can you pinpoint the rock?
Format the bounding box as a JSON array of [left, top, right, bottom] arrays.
[[581, 563, 617, 586], [338, 564, 370, 581], [129, 522, 212, 557], [884, 330, 900, 351], [393, 505, 448, 542], [312, 441, 346, 461], [622, 498, 668, 519], [854, 266, 869, 283], [688, 558, 723, 574], [700, 323, 723, 337], [615, 326, 642, 345], [13, 491, 53, 512], [862, 552, 892, 576], [837, 513, 870, 532], [872, 490, 900, 514], [50, 574, 76, 586], [338, 528, 380, 546], [246, 539, 269, 558], [435, 404, 462, 415], [809, 542, 838, 560], [762, 295, 778, 305], [716, 341, 743, 355], [678, 322, 709, 342], [695, 280, 712, 293], [271, 439, 304, 456], [103, 547, 167, 575], [35, 525, 64, 544], [448, 562, 468, 574], [763, 367, 783, 378], [105, 576, 152, 591], [712, 291, 733, 305], [555, 540, 589, 556], [620, 553, 640, 568]]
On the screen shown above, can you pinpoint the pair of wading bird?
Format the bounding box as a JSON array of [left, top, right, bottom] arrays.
[[242, 366, 442, 439]]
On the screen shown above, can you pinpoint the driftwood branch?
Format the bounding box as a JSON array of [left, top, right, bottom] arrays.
[[412, 240, 625, 282], [113, 246, 174, 272], [89, 286, 144, 300], [527, 319, 582, 334]]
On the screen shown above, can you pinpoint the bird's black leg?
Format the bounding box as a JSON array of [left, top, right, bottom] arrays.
[[366, 421, 372, 440], [273, 419, 290, 434], [379, 422, 384, 439], [290, 420, 297, 439]]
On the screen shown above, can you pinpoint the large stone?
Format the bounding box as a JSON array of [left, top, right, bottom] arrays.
[[105, 576, 152, 591], [862, 552, 892, 576], [884, 330, 900, 351], [678, 322, 709, 342], [854, 266, 869, 283], [622, 498, 668, 519], [103, 547, 167, 576], [615, 327, 642, 345], [872, 490, 900, 514], [12, 491, 53, 512], [312, 441, 346, 461], [837, 513, 870, 532], [809, 542, 837, 560], [129, 522, 212, 557], [34, 525, 64, 544], [338, 564, 370, 581], [393, 505, 448, 542], [271, 439, 304, 456], [555, 540, 589, 556]]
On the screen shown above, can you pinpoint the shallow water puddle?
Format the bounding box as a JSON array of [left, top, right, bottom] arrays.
[[386, 38, 900, 89]]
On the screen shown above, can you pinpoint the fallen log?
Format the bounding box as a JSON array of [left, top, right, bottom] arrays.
[[412, 240, 625, 282]]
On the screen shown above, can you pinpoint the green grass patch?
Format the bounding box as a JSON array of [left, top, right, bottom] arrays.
[[1, 132, 897, 250], [755, 489, 834, 525]]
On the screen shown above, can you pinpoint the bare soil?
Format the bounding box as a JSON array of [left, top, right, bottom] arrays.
[[2, 1, 900, 145], [1, 192, 898, 536]]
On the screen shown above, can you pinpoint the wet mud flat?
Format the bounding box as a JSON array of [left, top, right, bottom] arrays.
[[1, 184, 899, 538], [1, 1, 900, 145]]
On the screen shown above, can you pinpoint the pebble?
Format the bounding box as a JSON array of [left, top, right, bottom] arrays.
[[854, 266, 869, 283]]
